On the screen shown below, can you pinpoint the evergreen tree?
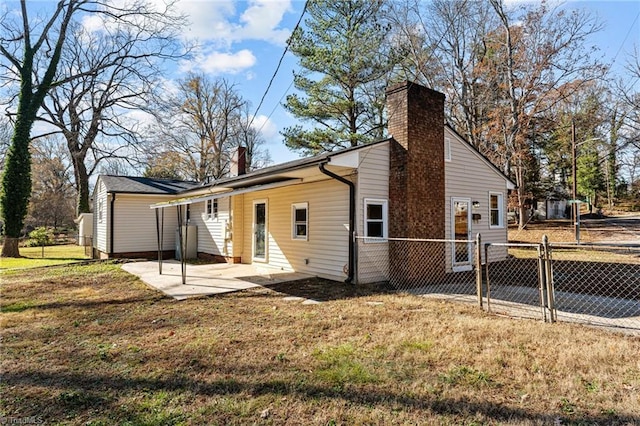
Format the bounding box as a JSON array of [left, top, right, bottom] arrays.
[[282, 0, 394, 155]]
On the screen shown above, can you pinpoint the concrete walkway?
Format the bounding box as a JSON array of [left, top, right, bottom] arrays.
[[122, 260, 312, 300]]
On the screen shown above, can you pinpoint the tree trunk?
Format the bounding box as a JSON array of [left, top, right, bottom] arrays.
[[1, 237, 21, 257], [0, 113, 35, 257], [75, 157, 91, 214]]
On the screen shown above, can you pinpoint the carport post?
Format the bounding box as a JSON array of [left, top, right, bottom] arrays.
[[177, 205, 187, 285], [155, 208, 164, 275]]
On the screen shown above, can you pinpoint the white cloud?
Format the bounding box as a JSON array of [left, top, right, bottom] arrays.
[[251, 114, 278, 140], [237, 0, 292, 45], [176, 0, 236, 47], [176, 0, 292, 45], [180, 49, 257, 75]]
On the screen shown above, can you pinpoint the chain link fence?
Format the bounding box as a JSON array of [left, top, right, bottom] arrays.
[[356, 236, 640, 334], [356, 237, 481, 304], [546, 243, 640, 331]]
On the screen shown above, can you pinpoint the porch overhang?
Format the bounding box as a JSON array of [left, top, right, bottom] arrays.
[[149, 178, 304, 209]]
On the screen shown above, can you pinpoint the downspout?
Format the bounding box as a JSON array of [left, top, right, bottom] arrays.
[[319, 162, 355, 283], [109, 193, 116, 256]]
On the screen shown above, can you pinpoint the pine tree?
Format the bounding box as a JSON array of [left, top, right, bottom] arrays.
[[282, 0, 394, 155]]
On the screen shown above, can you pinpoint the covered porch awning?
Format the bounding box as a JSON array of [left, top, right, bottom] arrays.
[[149, 178, 303, 210]]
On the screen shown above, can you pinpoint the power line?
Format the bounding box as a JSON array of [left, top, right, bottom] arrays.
[[248, 1, 308, 131], [611, 10, 640, 66]]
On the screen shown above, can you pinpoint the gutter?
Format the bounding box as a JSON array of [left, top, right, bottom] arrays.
[[110, 193, 116, 255], [319, 161, 355, 284]]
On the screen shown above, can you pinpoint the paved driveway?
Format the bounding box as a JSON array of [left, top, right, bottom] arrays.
[[122, 260, 312, 300]]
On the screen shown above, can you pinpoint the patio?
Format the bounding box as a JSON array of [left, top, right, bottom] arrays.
[[122, 260, 313, 300]]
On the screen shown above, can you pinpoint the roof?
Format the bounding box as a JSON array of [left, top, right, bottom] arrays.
[[203, 138, 391, 189], [99, 176, 201, 195]]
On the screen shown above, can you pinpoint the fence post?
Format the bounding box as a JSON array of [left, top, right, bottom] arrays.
[[475, 233, 483, 308], [484, 242, 491, 313], [542, 235, 556, 323]]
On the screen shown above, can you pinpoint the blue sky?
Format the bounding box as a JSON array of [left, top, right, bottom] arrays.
[[5, 0, 640, 166], [171, 0, 639, 164]]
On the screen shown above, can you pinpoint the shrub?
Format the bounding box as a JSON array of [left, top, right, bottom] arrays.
[[27, 227, 54, 247]]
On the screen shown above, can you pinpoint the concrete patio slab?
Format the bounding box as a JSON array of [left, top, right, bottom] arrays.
[[122, 260, 313, 300]]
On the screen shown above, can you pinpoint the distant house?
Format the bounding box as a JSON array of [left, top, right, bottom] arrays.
[[93, 81, 515, 283]]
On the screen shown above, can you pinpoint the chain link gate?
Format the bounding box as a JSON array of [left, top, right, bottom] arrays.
[[483, 239, 640, 333], [483, 241, 556, 322]]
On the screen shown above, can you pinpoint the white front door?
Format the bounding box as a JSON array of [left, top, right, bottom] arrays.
[[253, 200, 267, 262], [451, 198, 472, 272]]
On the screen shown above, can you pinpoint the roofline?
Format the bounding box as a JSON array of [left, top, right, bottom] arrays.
[[180, 138, 391, 195], [96, 175, 200, 195], [445, 124, 517, 189]]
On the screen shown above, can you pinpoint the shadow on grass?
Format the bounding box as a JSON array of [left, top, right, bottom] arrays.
[[4, 369, 637, 425], [260, 278, 394, 302], [2, 295, 163, 313]]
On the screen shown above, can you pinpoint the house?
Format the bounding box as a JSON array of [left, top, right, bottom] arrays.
[[92, 176, 200, 259], [93, 81, 515, 283]]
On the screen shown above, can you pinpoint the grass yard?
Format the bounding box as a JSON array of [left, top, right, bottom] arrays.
[[0, 244, 89, 270], [1, 263, 639, 425]]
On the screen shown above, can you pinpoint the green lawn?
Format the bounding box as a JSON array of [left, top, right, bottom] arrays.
[[0, 244, 89, 270], [1, 263, 639, 425]]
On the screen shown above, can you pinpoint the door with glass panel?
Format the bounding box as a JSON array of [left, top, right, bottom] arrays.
[[451, 198, 472, 271], [253, 201, 267, 261]]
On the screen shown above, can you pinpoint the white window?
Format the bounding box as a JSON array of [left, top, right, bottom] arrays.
[[292, 203, 308, 240], [364, 198, 388, 239], [445, 137, 452, 162], [489, 192, 504, 228], [206, 199, 218, 220]]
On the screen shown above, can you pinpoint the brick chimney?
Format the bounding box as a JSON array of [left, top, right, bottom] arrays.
[[386, 81, 446, 285], [230, 146, 246, 176]]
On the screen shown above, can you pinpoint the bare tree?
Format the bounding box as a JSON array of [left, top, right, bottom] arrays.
[[235, 103, 272, 172], [36, 9, 187, 215], [26, 136, 76, 230], [479, 1, 605, 228], [0, 0, 186, 256], [389, 0, 497, 148], [152, 74, 269, 181]]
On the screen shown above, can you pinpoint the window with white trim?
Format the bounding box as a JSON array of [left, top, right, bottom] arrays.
[[206, 199, 218, 220], [489, 192, 504, 228], [364, 198, 388, 239], [292, 203, 308, 240]]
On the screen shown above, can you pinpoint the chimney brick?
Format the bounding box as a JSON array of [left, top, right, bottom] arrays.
[[231, 147, 247, 176], [386, 81, 446, 286]]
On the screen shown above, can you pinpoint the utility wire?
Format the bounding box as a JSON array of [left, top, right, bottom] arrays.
[[610, 11, 639, 66], [248, 1, 308, 132]]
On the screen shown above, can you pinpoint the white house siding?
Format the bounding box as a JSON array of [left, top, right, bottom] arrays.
[[444, 128, 509, 264], [112, 194, 178, 254], [94, 179, 109, 254], [240, 178, 350, 281], [190, 197, 232, 258], [232, 196, 244, 259], [355, 143, 390, 284]]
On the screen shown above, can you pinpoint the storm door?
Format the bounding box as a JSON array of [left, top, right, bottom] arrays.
[[451, 198, 472, 271], [253, 200, 267, 261]]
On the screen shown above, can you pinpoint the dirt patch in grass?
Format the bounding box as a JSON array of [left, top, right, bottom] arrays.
[[2, 263, 639, 425]]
